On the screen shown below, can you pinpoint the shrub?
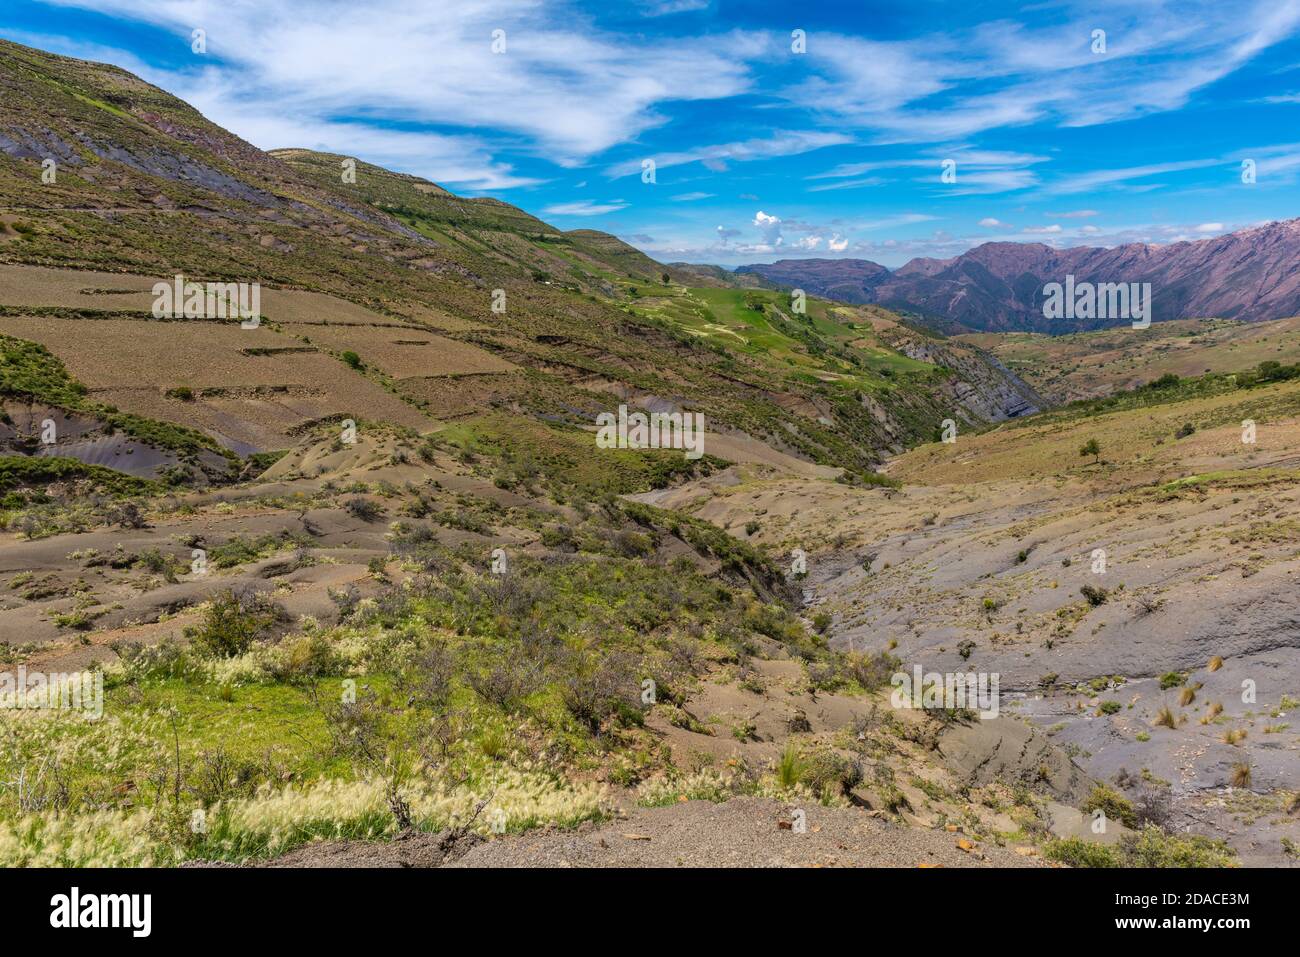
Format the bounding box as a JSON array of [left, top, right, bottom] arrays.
[[613, 530, 653, 558], [800, 748, 863, 800], [108, 500, 148, 529], [558, 650, 641, 733], [1080, 584, 1108, 606], [343, 497, 383, 522], [540, 524, 576, 549], [1046, 826, 1235, 868], [189, 589, 284, 658], [1044, 838, 1121, 868], [466, 658, 544, 714], [1099, 700, 1122, 715], [1081, 784, 1137, 828], [341, 351, 362, 369], [1122, 827, 1236, 867]]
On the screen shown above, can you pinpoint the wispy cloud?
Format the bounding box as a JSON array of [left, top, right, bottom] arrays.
[[34, 0, 760, 179], [542, 200, 628, 216], [808, 148, 1047, 194], [1042, 159, 1223, 195], [806, 177, 885, 192], [604, 131, 851, 178], [781, 2, 1300, 142]]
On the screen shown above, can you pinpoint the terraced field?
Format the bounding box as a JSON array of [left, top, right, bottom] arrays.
[[0, 313, 435, 449], [0, 264, 543, 447], [278, 321, 517, 379]]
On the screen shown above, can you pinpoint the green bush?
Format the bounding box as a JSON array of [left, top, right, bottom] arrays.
[[188, 589, 283, 658], [1080, 784, 1137, 828]]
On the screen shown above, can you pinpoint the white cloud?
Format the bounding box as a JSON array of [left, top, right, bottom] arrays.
[[807, 177, 886, 193], [1195, 222, 1225, 232], [856, 213, 939, 231], [1023, 224, 1062, 234], [671, 192, 714, 202], [542, 200, 628, 216], [639, 0, 710, 14], [38, 0, 760, 169], [808, 148, 1046, 194], [978, 217, 1005, 228], [828, 235, 848, 252], [780, 3, 1300, 143], [752, 210, 783, 245], [1043, 159, 1223, 195], [605, 131, 851, 178]]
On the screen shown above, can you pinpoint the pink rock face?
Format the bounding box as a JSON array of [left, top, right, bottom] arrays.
[[737, 219, 1300, 333]]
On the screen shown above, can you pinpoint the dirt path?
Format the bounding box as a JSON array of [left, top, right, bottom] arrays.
[[255, 797, 1044, 868], [452, 798, 1042, 868]]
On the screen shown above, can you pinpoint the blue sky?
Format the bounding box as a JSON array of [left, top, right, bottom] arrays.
[[7, 0, 1300, 266]]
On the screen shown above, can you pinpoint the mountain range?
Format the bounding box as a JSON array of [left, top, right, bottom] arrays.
[[733, 219, 1300, 333]]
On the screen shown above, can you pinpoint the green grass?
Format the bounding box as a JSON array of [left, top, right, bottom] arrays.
[[1044, 828, 1237, 867], [1, 333, 236, 470], [0, 454, 156, 494]]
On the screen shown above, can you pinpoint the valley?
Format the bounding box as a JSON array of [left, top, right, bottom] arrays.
[[0, 37, 1294, 871]]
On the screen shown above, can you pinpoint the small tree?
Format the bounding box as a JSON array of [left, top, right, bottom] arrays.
[[1080, 438, 1101, 464]]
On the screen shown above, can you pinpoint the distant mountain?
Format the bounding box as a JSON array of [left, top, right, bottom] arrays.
[[727, 220, 1300, 333], [666, 261, 780, 289], [734, 258, 891, 304]]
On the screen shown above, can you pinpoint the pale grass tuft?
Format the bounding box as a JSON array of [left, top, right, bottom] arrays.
[[1230, 762, 1251, 788], [0, 769, 610, 867]]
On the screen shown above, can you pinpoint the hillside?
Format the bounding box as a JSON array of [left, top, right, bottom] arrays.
[[638, 367, 1300, 865], [959, 316, 1300, 403], [0, 38, 1042, 485]]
